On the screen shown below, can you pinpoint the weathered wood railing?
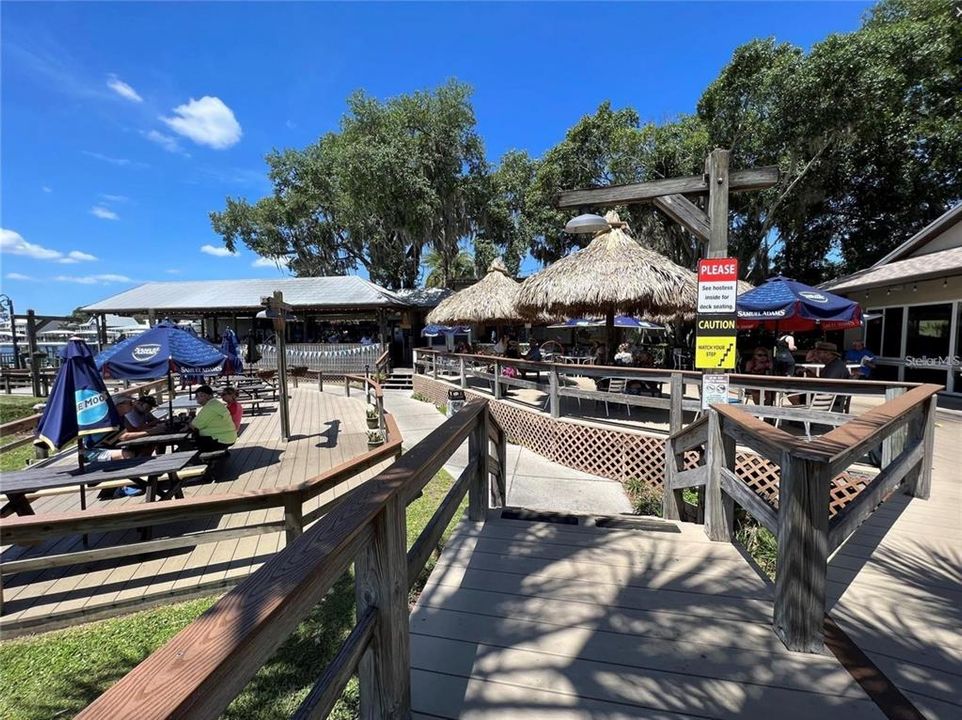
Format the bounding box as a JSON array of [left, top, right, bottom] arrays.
[[0, 413, 403, 617], [0, 377, 171, 455], [663, 382, 941, 653], [414, 348, 923, 436], [75, 399, 507, 720]]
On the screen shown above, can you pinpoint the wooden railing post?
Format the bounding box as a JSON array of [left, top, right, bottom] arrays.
[[432, 355, 439, 380], [468, 413, 490, 521], [356, 496, 410, 718], [493, 360, 501, 400], [377, 394, 386, 434], [774, 452, 830, 653], [906, 394, 936, 499], [662, 438, 684, 521], [669, 373, 683, 434], [881, 386, 906, 466], [345, 376, 351, 397], [318, 370, 324, 392], [459, 357, 466, 389], [704, 410, 735, 542], [283, 496, 303, 545], [549, 365, 560, 418]]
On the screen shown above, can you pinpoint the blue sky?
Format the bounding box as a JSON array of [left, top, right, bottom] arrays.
[[1, 1, 871, 314]]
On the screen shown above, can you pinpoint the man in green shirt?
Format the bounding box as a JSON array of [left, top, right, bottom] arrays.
[[189, 385, 238, 452]]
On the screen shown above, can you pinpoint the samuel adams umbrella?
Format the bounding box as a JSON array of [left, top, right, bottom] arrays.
[[36, 338, 122, 462], [736, 276, 862, 331]]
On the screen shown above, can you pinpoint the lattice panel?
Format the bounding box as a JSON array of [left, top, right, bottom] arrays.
[[412, 375, 868, 517]]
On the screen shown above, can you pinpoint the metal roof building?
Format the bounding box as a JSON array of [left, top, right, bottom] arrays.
[[83, 276, 410, 316]]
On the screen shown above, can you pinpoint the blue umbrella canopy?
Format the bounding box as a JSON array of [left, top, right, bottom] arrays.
[[220, 328, 243, 376], [736, 276, 862, 331], [549, 316, 665, 330], [421, 324, 471, 338], [36, 338, 122, 451], [95, 321, 226, 380]]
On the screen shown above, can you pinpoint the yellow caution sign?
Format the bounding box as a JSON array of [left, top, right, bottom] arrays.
[[695, 336, 736, 370]]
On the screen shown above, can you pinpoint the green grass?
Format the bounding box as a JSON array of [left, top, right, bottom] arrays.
[[0, 395, 42, 425], [0, 444, 34, 472], [0, 469, 465, 720]]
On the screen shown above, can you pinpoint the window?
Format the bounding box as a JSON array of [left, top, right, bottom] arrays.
[[865, 309, 882, 354], [882, 307, 903, 358], [906, 304, 952, 359]]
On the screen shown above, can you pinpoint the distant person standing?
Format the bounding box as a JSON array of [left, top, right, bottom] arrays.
[[189, 385, 237, 452], [773, 333, 797, 377], [845, 340, 877, 379]]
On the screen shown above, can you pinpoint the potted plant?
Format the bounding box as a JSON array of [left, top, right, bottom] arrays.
[[367, 429, 385, 449], [365, 403, 379, 428]]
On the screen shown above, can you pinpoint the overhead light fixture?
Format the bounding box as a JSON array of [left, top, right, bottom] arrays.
[[564, 213, 610, 235], [912, 283, 918, 292], [944, 278, 948, 288]]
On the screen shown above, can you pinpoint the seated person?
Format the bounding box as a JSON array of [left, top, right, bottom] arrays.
[[189, 384, 238, 452], [614, 343, 634, 365], [744, 346, 773, 405], [525, 341, 542, 362], [505, 340, 521, 360], [221, 386, 243, 432], [83, 396, 138, 463], [845, 340, 876, 379], [125, 395, 161, 431], [492, 336, 507, 355], [812, 341, 849, 380]]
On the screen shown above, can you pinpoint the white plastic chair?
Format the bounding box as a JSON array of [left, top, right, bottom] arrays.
[[776, 392, 837, 439], [604, 377, 631, 417]]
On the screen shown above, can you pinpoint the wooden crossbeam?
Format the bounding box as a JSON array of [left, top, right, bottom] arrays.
[[555, 166, 779, 208], [651, 194, 710, 242]]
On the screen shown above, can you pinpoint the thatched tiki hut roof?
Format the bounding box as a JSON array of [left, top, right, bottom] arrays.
[[426, 258, 526, 326]]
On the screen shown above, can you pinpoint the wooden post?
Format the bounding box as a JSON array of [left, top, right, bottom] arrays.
[[881, 386, 906, 467], [432, 354, 438, 381], [706, 148, 730, 259], [469, 414, 489, 521], [906, 395, 936, 499], [774, 453, 830, 653], [377, 394, 385, 434], [317, 370, 324, 392], [283, 496, 303, 545], [548, 365, 560, 418], [355, 495, 410, 719], [669, 373, 683, 434], [344, 375, 351, 397], [704, 410, 735, 542], [496, 418, 507, 507], [459, 357, 466, 389], [662, 439, 684, 521], [493, 360, 501, 400], [26, 309, 41, 398]]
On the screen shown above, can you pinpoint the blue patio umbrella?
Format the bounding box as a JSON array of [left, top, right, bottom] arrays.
[[421, 324, 471, 337], [220, 327, 243, 377], [36, 338, 122, 462], [95, 321, 226, 419], [736, 276, 862, 331], [549, 316, 665, 330]]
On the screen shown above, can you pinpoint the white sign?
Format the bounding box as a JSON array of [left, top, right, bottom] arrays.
[[701, 373, 730, 410], [697, 258, 739, 314]]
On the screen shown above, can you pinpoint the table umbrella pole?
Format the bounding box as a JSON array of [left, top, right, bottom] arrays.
[[605, 309, 615, 366], [167, 370, 174, 425]]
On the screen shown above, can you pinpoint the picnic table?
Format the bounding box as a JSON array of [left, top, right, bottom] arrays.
[[116, 431, 192, 453], [0, 450, 200, 516]]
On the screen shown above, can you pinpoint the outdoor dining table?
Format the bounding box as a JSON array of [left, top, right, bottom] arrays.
[[116, 430, 192, 454], [559, 355, 592, 365], [0, 450, 200, 516], [795, 363, 862, 377]]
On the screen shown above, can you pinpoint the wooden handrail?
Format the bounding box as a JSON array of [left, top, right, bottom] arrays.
[[1, 413, 401, 564], [76, 399, 500, 720]]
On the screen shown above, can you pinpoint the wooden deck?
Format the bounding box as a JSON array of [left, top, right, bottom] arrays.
[[1, 385, 389, 634], [410, 411, 962, 719]]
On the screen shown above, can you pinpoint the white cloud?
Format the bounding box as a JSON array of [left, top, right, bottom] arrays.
[[200, 244, 235, 257], [58, 250, 98, 264], [99, 194, 128, 203], [252, 256, 292, 268], [106, 74, 143, 103], [82, 150, 132, 166], [90, 206, 119, 220], [5, 272, 34, 281], [165, 268, 181, 274], [143, 129, 190, 156], [55, 273, 132, 284], [1, 228, 63, 260], [42, 186, 52, 193], [161, 96, 242, 149]]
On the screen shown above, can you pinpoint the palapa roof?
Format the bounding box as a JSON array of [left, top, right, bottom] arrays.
[[426, 258, 526, 325], [83, 276, 408, 315], [515, 212, 698, 319]]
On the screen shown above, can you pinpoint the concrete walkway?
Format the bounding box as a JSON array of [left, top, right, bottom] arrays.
[[383, 390, 632, 516]]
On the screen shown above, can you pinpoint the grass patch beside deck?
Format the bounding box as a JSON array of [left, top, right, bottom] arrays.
[[0, 469, 465, 720], [0, 395, 42, 425]]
